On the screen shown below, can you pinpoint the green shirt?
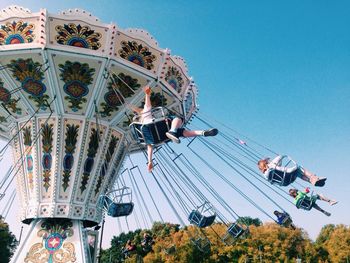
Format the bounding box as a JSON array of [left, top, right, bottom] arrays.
[[293, 191, 306, 206]]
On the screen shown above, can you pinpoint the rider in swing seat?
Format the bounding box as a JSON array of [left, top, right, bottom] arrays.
[[289, 187, 337, 216], [258, 155, 327, 187], [130, 85, 219, 172]]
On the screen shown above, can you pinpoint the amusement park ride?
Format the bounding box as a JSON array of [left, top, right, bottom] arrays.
[[0, 5, 334, 263]]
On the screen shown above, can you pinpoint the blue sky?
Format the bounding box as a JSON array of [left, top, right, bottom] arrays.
[[0, 0, 349, 249]]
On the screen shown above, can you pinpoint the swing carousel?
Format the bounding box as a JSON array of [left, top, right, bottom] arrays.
[[0, 5, 332, 263]]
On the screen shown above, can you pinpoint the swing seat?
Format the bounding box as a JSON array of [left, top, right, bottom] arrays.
[[130, 118, 172, 145], [267, 156, 298, 186], [296, 194, 318, 211], [276, 212, 293, 227], [280, 213, 293, 226], [188, 210, 216, 228], [268, 170, 298, 187], [129, 106, 173, 146], [222, 222, 248, 245], [103, 196, 134, 217], [190, 237, 211, 252]]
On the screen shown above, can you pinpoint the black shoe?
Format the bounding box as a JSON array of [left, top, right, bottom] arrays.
[[203, 128, 218, 137], [323, 211, 331, 217], [314, 177, 327, 187], [166, 131, 180, 144]]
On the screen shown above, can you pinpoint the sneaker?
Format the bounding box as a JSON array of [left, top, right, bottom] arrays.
[[203, 128, 218, 137], [329, 200, 338, 206], [166, 131, 180, 144], [314, 177, 327, 187]]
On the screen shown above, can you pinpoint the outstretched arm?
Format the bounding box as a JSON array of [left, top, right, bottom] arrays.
[[143, 86, 152, 109], [270, 155, 286, 166], [147, 144, 153, 172]]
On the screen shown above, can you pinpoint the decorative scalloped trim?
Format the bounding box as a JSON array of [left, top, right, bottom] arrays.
[[183, 82, 199, 124], [59, 8, 100, 22], [171, 55, 189, 75], [0, 5, 31, 19], [124, 28, 158, 47]]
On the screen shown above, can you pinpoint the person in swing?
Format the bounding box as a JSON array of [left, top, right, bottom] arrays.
[[273, 210, 296, 230], [257, 155, 327, 187], [130, 85, 218, 172], [288, 187, 337, 216]]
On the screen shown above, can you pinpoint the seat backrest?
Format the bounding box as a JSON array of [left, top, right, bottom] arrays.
[[227, 223, 244, 238], [107, 202, 134, 217], [144, 119, 171, 144], [188, 210, 216, 228], [199, 214, 216, 228], [269, 170, 297, 187], [296, 196, 314, 210], [129, 123, 144, 143]]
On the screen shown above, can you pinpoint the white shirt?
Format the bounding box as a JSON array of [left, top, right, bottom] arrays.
[[141, 104, 153, 124], [264, 155, 298, 179]]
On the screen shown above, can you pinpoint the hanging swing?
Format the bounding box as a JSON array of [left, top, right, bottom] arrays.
[[98, 186, 134, 217], [295, 192, 318, 211], [278, 211, 294, 227], [188, 201, 216, 228], [222, 221, 249, 245], [267, 156, 299, 186], [129, 107, 173, 146]]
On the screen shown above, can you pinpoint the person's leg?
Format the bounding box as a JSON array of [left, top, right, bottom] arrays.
[[165, 117, 183, 143], [317, 193, 338, 206], [182, 129, 203, 137], [182, 128, 218, 138], [312, 203, 331, 216], [166, 117, 218, 143], [147, 144, 153, 172], [169, 117, 183, 132], [300, 167, 327, 187]]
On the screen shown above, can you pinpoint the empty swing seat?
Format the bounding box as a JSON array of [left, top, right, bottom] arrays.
[[103, 196, 134, 217], [227, 223, 245, 238], [190, 237, 211, 252], [222, 222, 248, 245], [188, 210, 216, 228]]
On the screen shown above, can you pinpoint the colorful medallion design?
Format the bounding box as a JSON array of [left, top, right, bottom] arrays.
[[41, 123, 54, 191], [7, 58, 49, 109], [59, 61, 95, 112], [80, 128, 100, 193], [118, 41, 156, 70], [23, 126, 34, 190], [55, 23, 102, 50], [165, 66, 184, 93], [0, 20, 35, 45], [62, 124, 79, 191], [24, 219, 76, 263], [100, 73, 141, 117], [0, 77, 22, 114], [94, 135, 118, 195]]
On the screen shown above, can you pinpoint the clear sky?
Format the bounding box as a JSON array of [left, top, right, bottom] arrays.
[[0, 0, 349, 250]]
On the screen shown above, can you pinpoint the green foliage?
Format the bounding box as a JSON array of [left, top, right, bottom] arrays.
[[100, 221, 350, 263], [236, 216, 262, 227], [0, 216, 18, 262]]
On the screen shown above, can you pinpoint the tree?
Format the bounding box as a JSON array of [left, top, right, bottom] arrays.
[[236, 216, 262, 227], [0, 216, 18, 262], [321, 224, 350, 262]]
